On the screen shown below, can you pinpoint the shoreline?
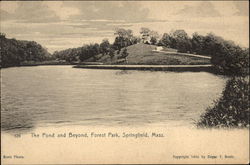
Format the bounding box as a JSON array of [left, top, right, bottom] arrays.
[[74, 64, 214, 72], [1, 63, 216, 73]]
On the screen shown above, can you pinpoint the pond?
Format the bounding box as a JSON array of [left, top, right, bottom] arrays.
[[1, 66, 227, 132]]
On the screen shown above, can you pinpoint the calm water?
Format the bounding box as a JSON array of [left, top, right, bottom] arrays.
[[1, 66, 227, 132]]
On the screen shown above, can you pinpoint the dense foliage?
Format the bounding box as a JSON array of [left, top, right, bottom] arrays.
[[53, 43, 102, 62], [2, 26, 245, 76], [158, 31, 249, 76], [53, 47, 81, 62], [100, 39, 111, 55], [53, 28, 138, 62], [197, 77, 249, 128], [0, 33, 51, 67]]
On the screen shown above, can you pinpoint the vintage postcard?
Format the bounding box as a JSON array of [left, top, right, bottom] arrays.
[[1, 0, 249, 164]]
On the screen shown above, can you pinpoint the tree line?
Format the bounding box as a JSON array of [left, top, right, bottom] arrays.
[[0, 33, 51, 68], [1, 28, 248, 76], [52, 28, 139, 63], [158, 30, 249, 76], [53, 27, 249, 76]]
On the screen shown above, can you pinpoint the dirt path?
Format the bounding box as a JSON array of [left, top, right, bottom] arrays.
[[154, 50, 212, 59]]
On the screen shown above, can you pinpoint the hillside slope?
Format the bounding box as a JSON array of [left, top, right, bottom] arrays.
[[91, 43, 211, 65]]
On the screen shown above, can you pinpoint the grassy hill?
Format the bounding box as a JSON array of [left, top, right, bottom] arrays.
[[88, 43, 211, 65]]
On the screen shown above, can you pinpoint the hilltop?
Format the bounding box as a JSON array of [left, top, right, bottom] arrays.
[[86, 43, 211, 65]]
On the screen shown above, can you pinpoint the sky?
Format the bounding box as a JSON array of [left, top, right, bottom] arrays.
[[0, 1, 249, 53]]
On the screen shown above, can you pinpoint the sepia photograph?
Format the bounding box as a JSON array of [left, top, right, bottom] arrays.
[[1, 0, 249, 164]]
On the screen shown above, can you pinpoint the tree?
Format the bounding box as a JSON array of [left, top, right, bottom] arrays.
[[202, 33, 224, 56], [170, 30, 192, 53], [108, 48, 115, 61], [92, 43, 100, 61], [159, 33, 172, 47], [100, 39, 110, 55], [210, 39, 249, 76], [78, 44, 100, 62], [121, 48, 129, 58], [115, 28, 133, 38], [191, 32, 205, 54], [113, 28, 134, 53], [130, 36, 141, 44], [189, 32, 250, 76], [121, 48, 129, 64], [149, 31, 159, 45]]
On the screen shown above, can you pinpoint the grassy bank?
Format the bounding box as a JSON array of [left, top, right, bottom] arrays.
[[88, 43, 211, 65], [197, 76, 249, 128], [74, 64, 213, 72]]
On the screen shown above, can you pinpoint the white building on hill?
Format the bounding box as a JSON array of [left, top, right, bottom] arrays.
[[141, 34, 150, 44], [155, 46, 163, 51]]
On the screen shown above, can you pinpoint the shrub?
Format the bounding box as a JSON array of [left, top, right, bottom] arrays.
[[197, 77, 249, 128]]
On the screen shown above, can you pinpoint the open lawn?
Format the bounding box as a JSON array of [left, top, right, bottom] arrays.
[[90, 43, 211, 65]]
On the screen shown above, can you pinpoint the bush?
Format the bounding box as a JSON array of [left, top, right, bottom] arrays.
[[197, 77, 249, 128]]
